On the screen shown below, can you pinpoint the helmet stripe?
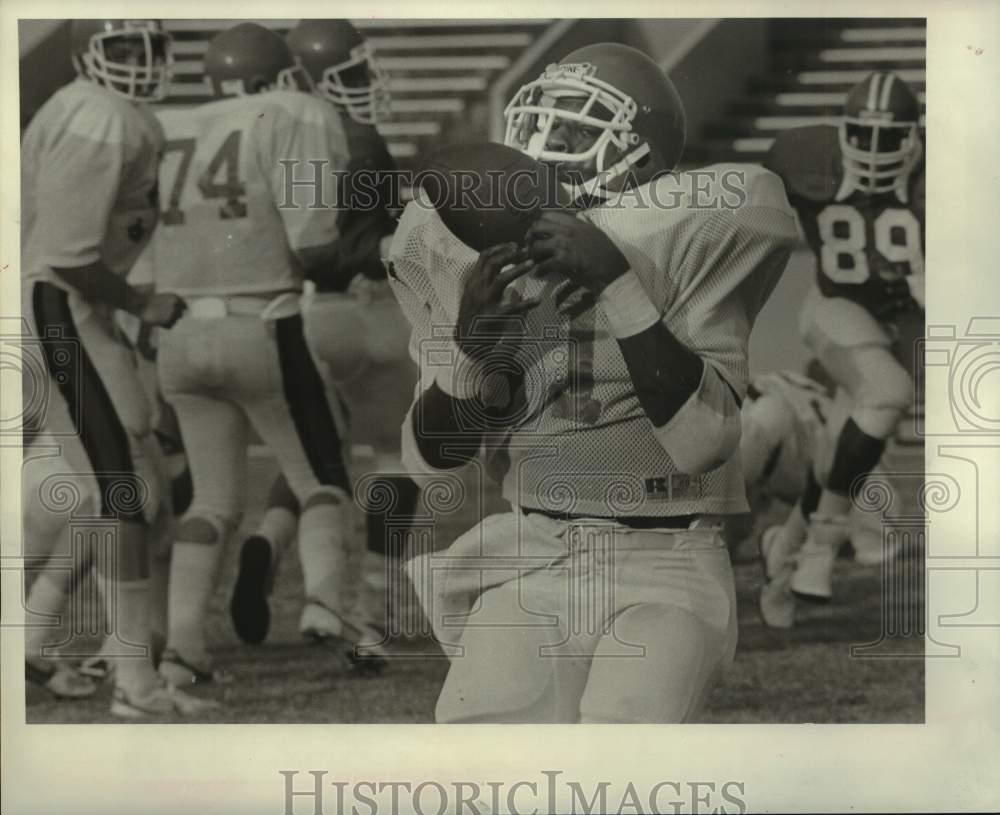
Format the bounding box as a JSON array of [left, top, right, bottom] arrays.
[[866, 72, 881, 111], [878, 72, 896, 111]]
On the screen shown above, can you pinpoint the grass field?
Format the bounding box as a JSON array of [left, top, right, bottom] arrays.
[[25, 446, 925, 725]]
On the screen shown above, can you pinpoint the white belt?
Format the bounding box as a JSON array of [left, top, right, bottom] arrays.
[[562, 522, 726, 553], [187, 293, 301, 320], [519, 509, 726, 553]]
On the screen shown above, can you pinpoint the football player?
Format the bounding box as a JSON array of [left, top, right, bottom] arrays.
[[147, 22, 379, 687], [230, 20, 419, 646], [738, 368, 878, 627], [762, 71, 924, 607], [388, 43, 798, 722], [20, 19, 211, 717]]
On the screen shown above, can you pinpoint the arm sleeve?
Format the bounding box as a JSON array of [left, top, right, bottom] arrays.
[[260, 107, 343, 254], [34, 111, 126, 269]]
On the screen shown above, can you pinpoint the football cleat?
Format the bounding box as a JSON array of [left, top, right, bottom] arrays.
[[111, 681, 220, 719], [230, 535, 275, 645], [850, 508, 899, 566], [759, 524, 796, 582], [158, 648, 230, 687], [299, 601, 387, 674], [790, 516, 849, 602], [758, 526, 797, 629], [759, 571, 796, 630], [78, 656, 114, 682], [26, 660, 98, 699]]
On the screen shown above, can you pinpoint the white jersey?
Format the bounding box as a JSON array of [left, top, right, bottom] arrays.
[[22, 78, 163, 288], [144, 90, 348, 297], [389, 164, 798, 517]]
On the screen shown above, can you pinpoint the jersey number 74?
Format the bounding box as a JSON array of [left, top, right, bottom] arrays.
[[161, 130, 248, 225]]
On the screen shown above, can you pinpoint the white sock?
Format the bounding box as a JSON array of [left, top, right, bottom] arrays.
[[256, 506, 298, 560], [298, 501, 349, 613], [166, 542, 225, 664], [98, 576, 159, 694], [24, 571, 69, 663]]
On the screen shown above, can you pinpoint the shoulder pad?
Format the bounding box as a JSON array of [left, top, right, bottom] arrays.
[[764, 125, 843, 204]]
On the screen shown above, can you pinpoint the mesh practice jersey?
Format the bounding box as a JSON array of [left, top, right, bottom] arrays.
[[22, 78, 164, 288], [145, 90, 348, 297], [389, 164, 798, 517]]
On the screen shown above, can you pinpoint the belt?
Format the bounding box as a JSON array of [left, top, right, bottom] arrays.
[[187, 293, 300, 320], [521, 506, 698, 530]]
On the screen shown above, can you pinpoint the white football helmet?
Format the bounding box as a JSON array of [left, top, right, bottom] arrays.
[[71, 19, 172, 102]]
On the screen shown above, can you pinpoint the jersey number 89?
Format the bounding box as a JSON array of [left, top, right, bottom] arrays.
[[816, 204, 923, 284]]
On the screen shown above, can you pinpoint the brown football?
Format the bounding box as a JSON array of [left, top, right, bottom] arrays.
[[416, 142, 562, 252]]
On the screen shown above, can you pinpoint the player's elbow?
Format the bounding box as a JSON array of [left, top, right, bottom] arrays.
[[658, 412, 742, 475], [650, 365, 743, 474]]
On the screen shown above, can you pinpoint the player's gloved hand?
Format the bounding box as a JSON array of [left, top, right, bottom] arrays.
[[525, 211, 629, 294], [455, 242, 538, 360], [140, 293, 187, 328]]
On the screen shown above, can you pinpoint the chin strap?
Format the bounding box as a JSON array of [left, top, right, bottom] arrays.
[[569, 142, 652, 199]]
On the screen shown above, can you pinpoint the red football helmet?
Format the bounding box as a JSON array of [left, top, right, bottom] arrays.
[[504, 43, 686, 193], [71, 19, 172, 102], [286, 20, 390, 124], [203, 23, 311, 98], [839, 71, 922, 198]]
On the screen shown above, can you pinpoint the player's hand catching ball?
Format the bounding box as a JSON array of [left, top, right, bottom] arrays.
[[455, 242, 538, 359], [525, 211, 629, 294], [140, 292, 187, 329]]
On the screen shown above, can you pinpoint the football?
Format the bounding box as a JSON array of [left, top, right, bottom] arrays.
[[416, 142, 562, 252]]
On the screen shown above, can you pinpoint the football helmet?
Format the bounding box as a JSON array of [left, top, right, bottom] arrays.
[[839, 71, 922, 199], [203, 23, 311, 98], [504, 43, 686, 194], [71, 19, 172, 102], [286, 20, 390, 124]]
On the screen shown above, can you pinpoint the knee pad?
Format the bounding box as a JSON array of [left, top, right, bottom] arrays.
[[434, 580, 588, 723], [848, 353, 914, 439], [436, 626, 584, 724], [580, 603, 730, 723], [177, 510, 235, 545], [851, 405, 906, 442], [301, 485, 349, 511]]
